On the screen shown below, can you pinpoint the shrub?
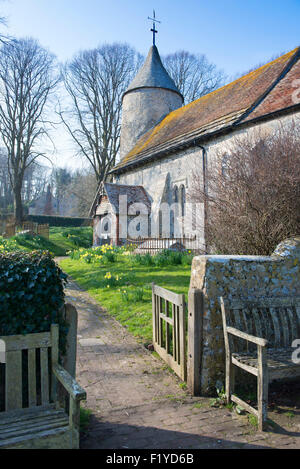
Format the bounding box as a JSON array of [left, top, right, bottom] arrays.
[[104, 272, 122, 288], [132, 253, 154, 266], [190, 123, 300, 255], [104, 251, 115, 263], [27, 215, 92, 227], [0, 251, 68, 353], [0, 236, 18, 252], [69, 245, 117, 264], [153, 249, 183, 266], [129, 250, 194, 267]]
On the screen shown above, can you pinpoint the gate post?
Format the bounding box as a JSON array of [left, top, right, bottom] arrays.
[[187, 288, 203, 395]]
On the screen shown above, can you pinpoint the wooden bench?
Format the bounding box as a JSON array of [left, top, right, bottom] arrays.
[[220, 296, 300, 431], [0, 324, 86, 448]]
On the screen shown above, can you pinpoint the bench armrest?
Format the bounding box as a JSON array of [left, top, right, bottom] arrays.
[[53, 363, 86, 401], [226, 326, 268, 347]]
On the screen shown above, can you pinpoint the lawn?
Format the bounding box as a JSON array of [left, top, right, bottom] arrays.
[[0, 226, 93, 256], [59, 248, 192, 345], [49, 226, 93, 253]]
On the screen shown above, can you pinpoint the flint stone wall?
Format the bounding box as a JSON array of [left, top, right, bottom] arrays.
[[189, 237, 300, 394]]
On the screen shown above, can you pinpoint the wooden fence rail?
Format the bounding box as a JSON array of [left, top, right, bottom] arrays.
[[152, 283, 187, 380], [3, 222, 49, 239]]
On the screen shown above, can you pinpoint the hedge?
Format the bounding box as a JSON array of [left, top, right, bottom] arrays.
[[26, 215, 92, 227], [0, 251, 68, 353]]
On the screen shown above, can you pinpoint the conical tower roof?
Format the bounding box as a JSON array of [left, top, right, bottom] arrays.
[[124, 45, 183, 99]]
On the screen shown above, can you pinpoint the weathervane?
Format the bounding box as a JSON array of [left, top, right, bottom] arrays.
[[148, 10, 161, 46]]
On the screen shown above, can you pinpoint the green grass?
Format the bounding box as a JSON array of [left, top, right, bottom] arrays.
[[248, 414, 258, 428], [10, 233, 66, 256], [2, 226, 93, 256], [59, 252, 191, 345], [80, 407, 92, 433], [49, 227, 93, 253]]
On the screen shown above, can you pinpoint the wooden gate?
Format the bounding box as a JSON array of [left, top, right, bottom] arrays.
[[152, 283, 186, 380]]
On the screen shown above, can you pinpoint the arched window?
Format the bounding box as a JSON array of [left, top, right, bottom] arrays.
[[159, 210, 163, 238], [179, 185, 185, 217], [173, 185, 178, 203]]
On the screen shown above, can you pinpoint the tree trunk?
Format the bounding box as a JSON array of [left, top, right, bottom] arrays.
[[13, 184, 23, 225]]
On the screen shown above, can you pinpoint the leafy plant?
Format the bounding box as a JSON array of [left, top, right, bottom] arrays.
[[80, 407, 92, 433], [248, 414, 258, 427], [210, 386, 227, 408], [120, 289, 130, 303], [0, 250, 68, 354], [132, 287, 144, 302], [285, 411, 295, 419]]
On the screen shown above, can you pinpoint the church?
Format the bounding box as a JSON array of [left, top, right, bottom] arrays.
[[91, 37, 300, 251]]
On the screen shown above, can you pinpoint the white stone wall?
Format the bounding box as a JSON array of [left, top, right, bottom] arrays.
[[203, 112, 300, 176], [120, 88, 183, 159], [116, 111, 300, 247]]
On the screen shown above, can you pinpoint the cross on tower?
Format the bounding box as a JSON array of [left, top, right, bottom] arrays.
[[148, 10, 161, 46]]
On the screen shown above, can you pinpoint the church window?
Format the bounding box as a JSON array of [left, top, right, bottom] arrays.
[[173, 185, 178, 203], [179, 185, 185, 217], [159, 210, 163, 238]]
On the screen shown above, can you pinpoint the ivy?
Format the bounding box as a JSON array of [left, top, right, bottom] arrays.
[[0, 251, 68, 353]]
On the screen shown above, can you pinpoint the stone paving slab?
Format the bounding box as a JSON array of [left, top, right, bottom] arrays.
[[62, 276, 300, 450]]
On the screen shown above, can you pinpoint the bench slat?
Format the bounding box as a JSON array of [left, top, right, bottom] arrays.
[[269, 308, 281, 347], [0, 425, 69, 448], [279, 307, 289, 347], [232, 348, 298, 373], [0, 332, 51, 351], [286, 307, 299, 343], [40, 348, 49, 405], [28, 349, 37, 407], [225, 297, 300, 310], [6, 350, 22, 411], [0, 415, 68, 438]]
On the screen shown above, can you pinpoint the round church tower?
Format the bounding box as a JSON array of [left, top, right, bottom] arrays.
[[120, 45, 183, 159]]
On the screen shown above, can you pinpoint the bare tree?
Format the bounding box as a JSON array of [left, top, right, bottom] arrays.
[[0, 38, 58, 223], [60, 43, 142, 184], [0, 148, 49, 214], [189, 123, 300, 255], [22, 162, 49, 207], [64, 169, 98, 217], [162, 51, 225, 104], [0, 147, 13, 211]]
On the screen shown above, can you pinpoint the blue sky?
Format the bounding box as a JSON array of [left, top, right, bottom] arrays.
[[2, 0, 299, 77], [1, 0, 299, 168]]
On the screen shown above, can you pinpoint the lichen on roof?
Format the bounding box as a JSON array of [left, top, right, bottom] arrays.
[[113, 47, 300, 173]]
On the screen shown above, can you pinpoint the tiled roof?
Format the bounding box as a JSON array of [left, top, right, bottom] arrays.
[[113, 47, 300, 173], [124, 45, 182, 98], [243, 55, 300, 122], [96, 183, 151, 215]]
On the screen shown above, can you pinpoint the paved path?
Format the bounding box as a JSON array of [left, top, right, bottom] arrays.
[[63, 278, 300, 449]]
